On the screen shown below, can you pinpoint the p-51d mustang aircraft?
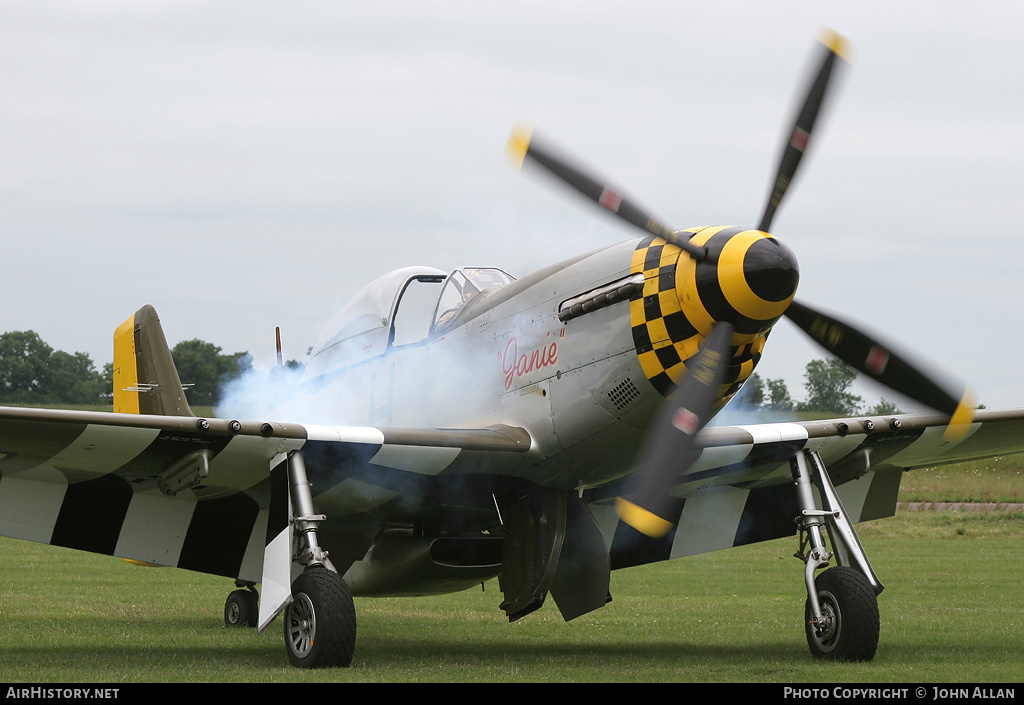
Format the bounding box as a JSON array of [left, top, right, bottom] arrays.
[[1, 31, 1021, 668]]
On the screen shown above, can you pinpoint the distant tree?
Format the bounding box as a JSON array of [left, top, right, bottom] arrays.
[[798, 358, 862, 416], [764, 377, 795, 411], [865, 397, 902, 415], [0, 331, 104, 405], [171, 339, 251, 406], [101, 362, 114, 398], [47, 350, 105, 404], [0, 331, 53, 402], [733, 372, 765, 408]]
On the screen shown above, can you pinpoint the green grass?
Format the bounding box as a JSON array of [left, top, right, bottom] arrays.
[[900, 458, 1024, 504], [1, 512, 1022, 683]]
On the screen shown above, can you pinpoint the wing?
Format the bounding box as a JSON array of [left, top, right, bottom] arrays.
[[596, 407, 1024, 570], [0, 405, 530, 583]]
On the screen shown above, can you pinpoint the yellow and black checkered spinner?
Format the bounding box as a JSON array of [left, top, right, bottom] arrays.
[[629, 226, 795, 403]]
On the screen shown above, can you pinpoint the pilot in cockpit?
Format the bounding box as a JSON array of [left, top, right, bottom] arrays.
[[435, 277, 480, 330], [433, 268, 515, 333]]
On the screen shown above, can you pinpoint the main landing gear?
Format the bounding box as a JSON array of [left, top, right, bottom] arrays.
[[220, 451, 356, 668], [281, 451, 356, 668], [285, 565, 356, 668], [791, 449, 880, 661]]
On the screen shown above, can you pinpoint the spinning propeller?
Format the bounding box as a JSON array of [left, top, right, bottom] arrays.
[[508, 30, 976, 537], [506, 126, 710, 262]]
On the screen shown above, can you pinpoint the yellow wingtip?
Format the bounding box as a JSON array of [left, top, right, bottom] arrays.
[[819, 28, 853, 63], [942, 390, 977, 442], [506, 124, 533, 168], [616, 497, 674, 538]]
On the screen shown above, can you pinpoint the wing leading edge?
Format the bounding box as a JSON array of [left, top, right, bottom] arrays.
[[0, 405, 530, 582], [3, 403, 1023, 590]]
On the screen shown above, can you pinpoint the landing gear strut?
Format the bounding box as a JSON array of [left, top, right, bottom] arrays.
[[221, 452, 356, 666], [281, 451, 356, 668], [791, 450, 880, 661]]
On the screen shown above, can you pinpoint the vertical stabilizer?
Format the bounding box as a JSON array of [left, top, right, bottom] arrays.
[[113, 305, 194, 417]]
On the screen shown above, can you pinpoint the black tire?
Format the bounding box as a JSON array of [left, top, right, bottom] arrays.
[[805, 566, 880, 661], [224, 588, 259, 628], [284, 566, 356, 668]]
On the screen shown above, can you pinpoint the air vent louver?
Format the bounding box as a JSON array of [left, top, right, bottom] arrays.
[[608, 378, 641, 410]]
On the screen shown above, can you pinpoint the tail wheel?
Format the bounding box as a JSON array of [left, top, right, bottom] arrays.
[[284, 566, 356, 668], [224, 588, 259, 628], [805, 566, 880, 661]]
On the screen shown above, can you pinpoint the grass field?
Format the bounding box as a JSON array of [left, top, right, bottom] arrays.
[[0, 512, 1021, 683], [900, 458, 1024, 504]]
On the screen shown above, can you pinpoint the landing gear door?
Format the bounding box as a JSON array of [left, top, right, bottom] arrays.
[[258, 460, 293, 632]]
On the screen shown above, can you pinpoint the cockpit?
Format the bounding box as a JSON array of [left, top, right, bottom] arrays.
[[302, 266, 516, 381], [432, 267, 516, 333]]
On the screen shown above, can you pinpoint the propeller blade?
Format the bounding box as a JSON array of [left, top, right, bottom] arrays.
[[784, 299, 975, 439], [616, 321, 735, 537], [507, 125, 709, 261], [757, 29, 851, 233]]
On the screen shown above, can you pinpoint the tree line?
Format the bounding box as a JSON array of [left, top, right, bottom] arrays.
[[1, 329, 900, 416], [0, 330, 252, 407], [735, 358, 901, 416]]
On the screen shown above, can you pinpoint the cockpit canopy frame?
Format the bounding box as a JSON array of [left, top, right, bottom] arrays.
[[302, 265, 515, 381]]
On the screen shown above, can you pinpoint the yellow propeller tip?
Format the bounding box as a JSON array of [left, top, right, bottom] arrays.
[[616, 497, 674, 538], [942, 390, 977, 441], [506, 124, 533, 168], [819, 28, 853, 63]]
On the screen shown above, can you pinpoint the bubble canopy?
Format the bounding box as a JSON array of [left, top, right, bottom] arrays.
[[303, 266, 514, 381]]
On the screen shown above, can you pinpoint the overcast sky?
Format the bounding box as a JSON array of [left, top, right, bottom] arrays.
[[2, 1, 1023, 413]]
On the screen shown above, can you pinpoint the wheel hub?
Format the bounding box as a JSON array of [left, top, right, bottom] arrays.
[[287, 594, 318, 657], [810, 590, 841, 650]]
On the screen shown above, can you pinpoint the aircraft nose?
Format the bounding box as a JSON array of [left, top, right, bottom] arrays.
[[715, 230, 799, 327]]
